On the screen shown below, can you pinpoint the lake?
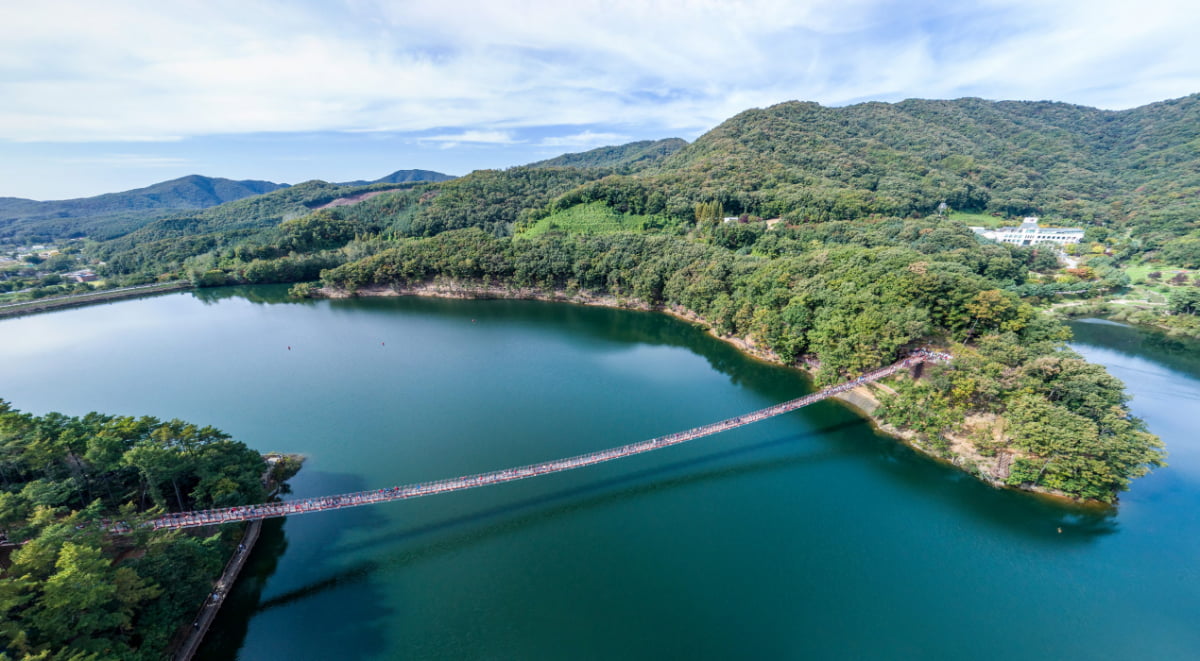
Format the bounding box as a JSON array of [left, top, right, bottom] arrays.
[[1, 289, 1197, 660]]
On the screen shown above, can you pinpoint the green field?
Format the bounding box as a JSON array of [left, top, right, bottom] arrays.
[[947, 210, 1009, 227], [1124, 263, 1196, 285], [517, 201, 671, 238]]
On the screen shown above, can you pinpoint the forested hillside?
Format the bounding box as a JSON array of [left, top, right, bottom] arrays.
[[527, 138, 688, 171], [50, 94, 1200, 285], [590, 95, 1198, 246], [89, 180, 421, 277]]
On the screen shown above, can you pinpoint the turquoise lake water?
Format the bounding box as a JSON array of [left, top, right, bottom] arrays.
[[1, 289, 1197, 660]]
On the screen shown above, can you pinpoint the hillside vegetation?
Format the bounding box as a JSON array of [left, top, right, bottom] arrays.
[[602, 96, 1197, 246], [0, 401, 280, 660], [527, 138, 688, 171], [90, 181, 421, 277], [338, 169, 454, 186]]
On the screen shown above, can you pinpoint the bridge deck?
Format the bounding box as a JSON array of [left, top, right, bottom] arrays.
[[148, 353, 945, 531]]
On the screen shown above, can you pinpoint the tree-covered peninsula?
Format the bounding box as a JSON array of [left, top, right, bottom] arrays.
[[314, 222, 1165, 502], [0, 401, 289, 660]]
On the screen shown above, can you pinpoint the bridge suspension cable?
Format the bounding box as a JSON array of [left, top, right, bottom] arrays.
[[146, 352, 947, 531]]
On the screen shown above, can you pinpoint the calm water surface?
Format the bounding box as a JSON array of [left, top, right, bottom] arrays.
[[1, 291, 1198, 660]]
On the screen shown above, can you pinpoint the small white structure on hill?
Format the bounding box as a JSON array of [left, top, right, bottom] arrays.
[[970, 217, 1084, 247]]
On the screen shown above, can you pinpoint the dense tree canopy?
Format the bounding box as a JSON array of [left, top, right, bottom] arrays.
[[0, 402, 269, 660]]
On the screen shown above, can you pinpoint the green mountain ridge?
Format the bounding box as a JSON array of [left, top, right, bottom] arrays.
[[59, 94, 1199, 285], [527, 138, 688, 170], [0, 174, 286, 211], [13, 94, 1199, 250], [337, 169, 455, 186], [0, 171, 454, 244], [638, 94, 1199, 243]]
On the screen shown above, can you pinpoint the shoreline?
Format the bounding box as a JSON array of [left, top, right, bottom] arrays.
[[1049, 301, 1200, 341], [170, 452, 303, 659], [0, 281, 193, 319], [171, 520, 262, 661], [316, 281, 1092, 506]]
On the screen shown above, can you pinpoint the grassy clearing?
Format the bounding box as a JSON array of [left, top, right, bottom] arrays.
[[947, 210, 1008, 227], [517, 201, 669, 238], [1123, 263, 1196, 285]]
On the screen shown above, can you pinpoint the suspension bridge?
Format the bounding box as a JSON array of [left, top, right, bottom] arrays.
[[148, 351, 949, 531]]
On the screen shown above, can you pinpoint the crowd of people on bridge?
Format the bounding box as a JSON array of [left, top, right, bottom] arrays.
[[911, 347, 953, 362], [151, 350, 952, 531]]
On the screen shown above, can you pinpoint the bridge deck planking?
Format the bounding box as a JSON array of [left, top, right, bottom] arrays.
[[148, 353, 945, 531]]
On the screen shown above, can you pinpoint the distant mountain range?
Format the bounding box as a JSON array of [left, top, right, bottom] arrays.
[[0, 170, 453, 243], [0, 175, 287, 220], [0, 175, 289, 242], [8, 90, 1199, 250]]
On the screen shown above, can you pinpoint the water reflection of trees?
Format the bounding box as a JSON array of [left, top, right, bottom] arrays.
[[1070, 319, 1200, 377], [862, 426, 1119, 543], [342, 296, 811, 396], [188, 289, 809, 399], [191, 284, 296, 306]]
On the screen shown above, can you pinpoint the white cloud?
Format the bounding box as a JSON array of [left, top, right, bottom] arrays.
[[540, 131, 631, 148], [0, 0, 1198, 143], [418, 130, 521, 148]]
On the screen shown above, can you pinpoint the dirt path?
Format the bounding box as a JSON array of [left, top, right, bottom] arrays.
[[312, 189, 392, 209]]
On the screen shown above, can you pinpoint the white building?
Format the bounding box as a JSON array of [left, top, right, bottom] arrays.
[[970, 217, 1084, 247]]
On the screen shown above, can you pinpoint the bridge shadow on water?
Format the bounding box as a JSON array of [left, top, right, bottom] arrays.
[[250, 424, 859, 614], [249, 415, 1117, 616], [195, 471, 395, 661]]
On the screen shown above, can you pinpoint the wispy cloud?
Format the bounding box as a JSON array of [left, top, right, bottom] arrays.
[[0, 0, 1197, 144], [540, 131, 630, 148], [418, 130, 522, 148]]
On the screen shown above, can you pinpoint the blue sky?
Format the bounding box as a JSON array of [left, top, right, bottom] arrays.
[[3, 0, 1198, 200]]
